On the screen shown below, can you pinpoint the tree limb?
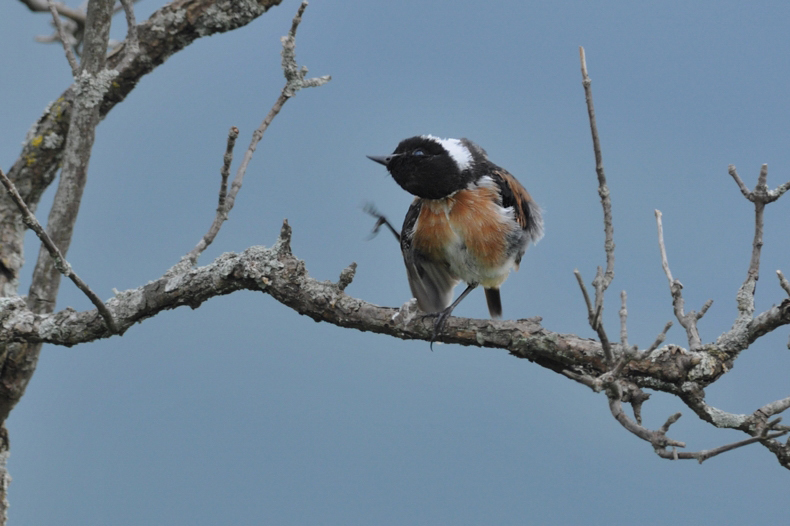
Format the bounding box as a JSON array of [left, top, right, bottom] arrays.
[[19, 0, 86, 25], [0, 169, 116, 333], [0, 0, 285, 296], [175, 1, 330, 271], [47, 0, 79, 75], [27, 0, 115, 318], [579, 47, 615, 305], [717, 165, 790, 358], [654, 209, 712, 349]]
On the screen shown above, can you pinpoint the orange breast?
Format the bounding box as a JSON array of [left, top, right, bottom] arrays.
[[449, 186, 510, 267], [411, 199, 454, 260], [411, 186, 511, 269]]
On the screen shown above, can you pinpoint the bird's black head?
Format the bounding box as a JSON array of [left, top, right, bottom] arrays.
[[367, 135, 479, 199]]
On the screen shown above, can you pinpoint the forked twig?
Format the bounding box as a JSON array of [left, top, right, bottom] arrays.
[[576, 47, 618, 365], [180, 126, 240, 266], [579, 47, 615, 304], [608, 380, 787, 462], [724, 165, 790, 338], [174, 1, 330, 271], [573, 268, 614, 364], [654, 209, 710, 349]]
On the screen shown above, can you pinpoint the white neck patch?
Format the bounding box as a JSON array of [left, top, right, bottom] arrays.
[[422, 135, 472, 172]]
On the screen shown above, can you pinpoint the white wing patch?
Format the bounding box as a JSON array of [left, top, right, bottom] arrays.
[[422, 135, 472, 171], [472, 176, 516, 222]]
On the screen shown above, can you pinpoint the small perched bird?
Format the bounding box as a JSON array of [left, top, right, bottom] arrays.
[[367, 135, 543, 343]]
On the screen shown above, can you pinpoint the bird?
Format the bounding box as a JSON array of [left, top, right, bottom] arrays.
[[367, 135, 543, 345]]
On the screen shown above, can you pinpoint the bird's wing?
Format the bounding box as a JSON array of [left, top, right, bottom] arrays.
[[400, 199, 458, 313], [489, 168, 544, 244]]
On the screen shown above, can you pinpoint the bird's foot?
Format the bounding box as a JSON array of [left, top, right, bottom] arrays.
[[428, 307, 454, 350]]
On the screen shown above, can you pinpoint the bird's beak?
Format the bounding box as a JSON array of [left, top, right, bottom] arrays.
[[367, 155, 392, 166]]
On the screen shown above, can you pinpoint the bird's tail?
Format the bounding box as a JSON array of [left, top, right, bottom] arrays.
[[484, 288, 502, 318]]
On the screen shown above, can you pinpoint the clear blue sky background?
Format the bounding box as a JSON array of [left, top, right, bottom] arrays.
[[2, 0, 790, 524]]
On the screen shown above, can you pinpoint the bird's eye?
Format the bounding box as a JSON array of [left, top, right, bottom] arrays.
[[413, 149, 425, 156]]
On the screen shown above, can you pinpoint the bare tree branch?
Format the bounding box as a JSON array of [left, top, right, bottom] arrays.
[[777, 270, 790, 298], [0, 7, 291, 513], [573, 269, 594, 318], [115, 0, 138, 71], [0, 213, 782, 467], [0, 169, 116, 333], [576, 47, 620, 368], [566, 50, 790, 468], [27, 0, 115, 317], [573, 268, 614, 364], [693, 430, 788, 464], [606, 380, 789, 462], [645, 321, 673, 354], [579, 47, 615, 306], [619, 290, 629, 349], [178, 126, 240, 269], [2, 3, 790, 498], [217, 127, 238, 213], [47, 0, 79, 75], [173, 1, 330, 273], [19, 0, 86, 24], [716, 164, 790, 359], [1, 0, 285, 297], [654, 209, 711, 349]]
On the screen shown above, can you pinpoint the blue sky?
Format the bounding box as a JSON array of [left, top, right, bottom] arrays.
[[2, 0, 790, 524]]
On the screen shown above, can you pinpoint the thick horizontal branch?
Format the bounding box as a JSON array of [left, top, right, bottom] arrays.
[[0, 225, 769, 398]]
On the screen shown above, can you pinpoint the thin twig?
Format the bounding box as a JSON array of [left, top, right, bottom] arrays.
[[578, 47, 617, 365], [607, 381, 685, 449], [218, 126, 238, 212], [172, 1, 330, 271], [778, 270, 790, 298], [21, 0, 86, 24], [769, 180, 790, 201], [746, 168, 767, 284], [0, 169, 117, 333], [573, 269, 594, 320], [659, 412, 683, 434], [579, 47, 615, 297], [560, 369, 601, 391], [116, 0, 139, 70], [228, 0, 329, 211], [179, 127, 240, 267], [728, 165, 752, 199], [697, 299, 713, 320], [573, 268, 614, 364], [619, 290, 628, 348], [718, 164, 790, 360], [48, 0, 79, 76], [605, 379, 786, 462], [728, 164, 779, 325], [645, 320, 673, 354], [694, 431, 789, 464], [655, 209, 708, 349]]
